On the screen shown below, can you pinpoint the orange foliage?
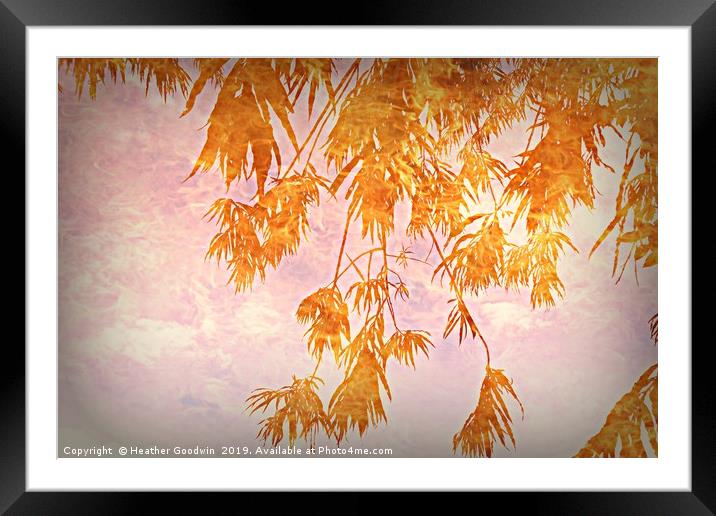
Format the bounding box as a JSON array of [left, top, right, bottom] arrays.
[[453, 366, 524, 458], [576, 316, 659, 458], [247, 375, 331, 448], [61, 57, 658, 457], [575, 364, 658, 457]]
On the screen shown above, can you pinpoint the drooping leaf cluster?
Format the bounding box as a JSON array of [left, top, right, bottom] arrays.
[[590, 61, 658, 279], [575, 363, 658, 457], [59, 58, 190, 100], [575, 315, 659, 457], [247, 375, 330, 448], [453, 366, 524, 458]]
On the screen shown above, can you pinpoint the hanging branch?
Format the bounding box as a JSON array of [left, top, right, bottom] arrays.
[[427, 226, 490, 365]]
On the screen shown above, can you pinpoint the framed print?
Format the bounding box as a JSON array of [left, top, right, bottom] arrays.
[[4, 0, 711, 512]]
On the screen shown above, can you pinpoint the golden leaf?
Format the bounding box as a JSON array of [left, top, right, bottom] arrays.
[[296, 287, 351, 363], [59, 58, 127, 99], [59, 58, 190, 100], [436, 218, 507, 295], [128, 58, 190, 100], [346, 277, 386, 314], [340, 313, 385, 370], [204, 198, 264, 292], [282, 58, 336, 117], [504, 230, 577, 308], [247, 375, 331, 447], [589, 60, 658, 275], [575, 364, 658, 458], [649, 314, 658, 345], [453, 366, 524, 457], [182, 58, 229, 116], [188, 59, 299, 194], [381, 330, 432, 368], [442, 298, 479, 344], [329, 349, 391, 444], [255, 172, 323, 268]]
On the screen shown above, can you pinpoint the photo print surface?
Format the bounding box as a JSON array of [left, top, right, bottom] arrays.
[[58, 58, 657, 458]]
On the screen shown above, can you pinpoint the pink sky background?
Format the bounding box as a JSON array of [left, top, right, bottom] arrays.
[[58, 59, 657, 457]]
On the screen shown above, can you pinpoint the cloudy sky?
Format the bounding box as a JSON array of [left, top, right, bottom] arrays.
[[58, 59, 657, 458]]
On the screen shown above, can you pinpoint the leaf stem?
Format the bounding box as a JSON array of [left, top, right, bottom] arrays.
[[333, 247, 431, 284], [332, 208, 353, 287], [279, 59, 361, 180], [427, 225, 491, 366], [380, 232, 400, 331], [309, 353, 323, 379]]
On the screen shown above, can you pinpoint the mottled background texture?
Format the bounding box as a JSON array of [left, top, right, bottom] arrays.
[[58, 59, 657, 458]]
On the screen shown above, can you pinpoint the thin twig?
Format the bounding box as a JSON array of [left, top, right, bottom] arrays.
[[332, 207, 354, 287], [427, 225, 491, 366], [278, 59, 361, 181]]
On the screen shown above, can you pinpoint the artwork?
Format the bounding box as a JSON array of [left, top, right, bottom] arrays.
[[58, 58, 657, 458]]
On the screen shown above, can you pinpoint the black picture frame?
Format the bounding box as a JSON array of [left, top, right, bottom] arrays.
[[3, 0, 710, 512]]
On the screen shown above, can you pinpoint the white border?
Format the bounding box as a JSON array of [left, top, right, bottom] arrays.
[[27, 27, 691, 491]]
